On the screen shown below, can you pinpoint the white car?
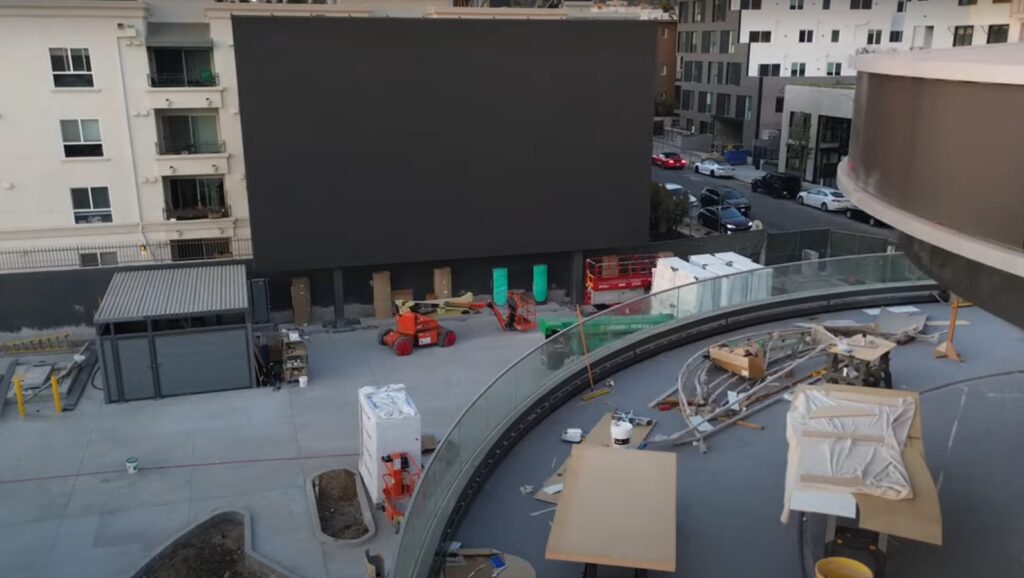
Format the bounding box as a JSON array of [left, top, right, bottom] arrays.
[[694, 159, 735, 178], [797, 187, 853, 212], [663, 183, 699, 211]]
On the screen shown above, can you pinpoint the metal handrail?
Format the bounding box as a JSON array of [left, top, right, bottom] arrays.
[[163, 203, 232, 221], [147, 72, 220, 88], [156, 140, 226, 155]]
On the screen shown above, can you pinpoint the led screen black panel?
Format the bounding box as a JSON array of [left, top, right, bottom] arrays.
[[233, 16, 655, 271]]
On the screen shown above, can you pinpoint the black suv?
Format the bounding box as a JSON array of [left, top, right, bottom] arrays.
[[699, 186, 751, 216], [751, 171, 802, 198]]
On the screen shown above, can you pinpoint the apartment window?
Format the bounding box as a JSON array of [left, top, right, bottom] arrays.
[[683, 61, 704, 82], [712, 0, 727, 21], [912, 25, 934, 49], [897, 0, 905, 12], [826, 62, 843, 76], [831, 30, 840, 42], [775, 96, 785, 113], [822, 0, 831, 8], [702, 31, 714, 52], [663, 27, 669, 40], [698, 91, 713, 113], [680, 2, 690, 22], [987, 24, 1009, 44], [698, 120, 710, 134], [799, 29, 814, 43], [680, 31, 696, 54], [889, 30, 903, 43], [726, 62, 742, 85], [60, 119, 103, 158], [149, 48, 216, 88], [867, 29, 882, 45], [720, 30, 734, 54], [790, 0, 804, 9], [715, 93, 731, 116], [157, 113, 221, 155], [710, 62, 726, 85], [684, 118, 695, 132], [953, 25, 973, 47], [166, 177, 227, 220], [791, 62, 807, 77], [740, 0, 762, 7], [79, 252, 118, 268], [661, 64, 668, 76], [693, 0, 706, 23], [735, 95, 753, 120], [49, 48, 93, 88], [849, 0, 870, 8], [749, 30, 772, 43], [71, 186, 112, 224], [681, 90, 694, 111], [758, 63, 781, 77], [957, 0, 976, 5]]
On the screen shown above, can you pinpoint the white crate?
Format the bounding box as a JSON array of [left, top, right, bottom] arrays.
[[357, 384, 421, 504]]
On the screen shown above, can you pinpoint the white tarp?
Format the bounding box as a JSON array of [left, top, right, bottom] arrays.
[[786, 388, 916, 502]]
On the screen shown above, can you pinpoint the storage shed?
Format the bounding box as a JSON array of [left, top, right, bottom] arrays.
[[96, 264, 255, 402]]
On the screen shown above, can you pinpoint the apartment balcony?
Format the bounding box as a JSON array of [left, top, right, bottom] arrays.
[[164, 204, 231, 221], [157, 140, 225, 156], [148, 72, 219, 88]]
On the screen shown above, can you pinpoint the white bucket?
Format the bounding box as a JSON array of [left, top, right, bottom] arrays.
[[610, 420, 633, 447], [126, 457, 139, 474], [298, 376, 308, 388]]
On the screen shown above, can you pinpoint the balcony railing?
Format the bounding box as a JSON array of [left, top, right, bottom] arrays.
[[0, 238, 252, 273], [156, 140, 226, 155], [163, 204, 232, 221], [147, 72, 220, 88]]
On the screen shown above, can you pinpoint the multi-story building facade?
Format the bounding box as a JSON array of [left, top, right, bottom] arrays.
[[676, 0, 760, 150], [739, 0, 1022, 78]]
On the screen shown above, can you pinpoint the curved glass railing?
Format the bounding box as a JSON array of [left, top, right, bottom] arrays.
[[393, 253, 930, 578]]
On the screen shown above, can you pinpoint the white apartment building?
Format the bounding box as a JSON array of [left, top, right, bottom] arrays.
[[736, 0, 1023, 78]]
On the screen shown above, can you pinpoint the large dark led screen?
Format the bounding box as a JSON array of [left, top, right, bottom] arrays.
[[233, 16, 654, 271]]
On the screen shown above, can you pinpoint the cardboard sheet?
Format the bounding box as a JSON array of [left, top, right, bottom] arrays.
[[545, 445, 677, 572], [443, 553, 535, 578], [534, 413, 653, 504], [826, 335, 897, 363], [782, 384, 942, 546]]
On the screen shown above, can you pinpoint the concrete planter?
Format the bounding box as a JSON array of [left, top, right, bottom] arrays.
[[131, 510, 298, 578], [306, 467, 377, 545]]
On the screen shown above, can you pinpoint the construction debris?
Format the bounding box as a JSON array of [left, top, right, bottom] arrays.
[[518, 485, 534, 496], [560, 428, 583, 443]]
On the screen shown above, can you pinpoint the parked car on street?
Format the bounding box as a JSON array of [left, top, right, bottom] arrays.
[[845, 205, 889, 227], [699, 186, 751, 215], [652, 152, 687, 169], [694, 159, 735, 178], [664, 183, 699, 211], [698, 206, 753, 233], [751, 171, 802, 198], [796, 187, 852, 212]]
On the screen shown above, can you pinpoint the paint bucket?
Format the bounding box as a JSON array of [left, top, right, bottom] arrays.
[[126, 457, 139, 474], [298, 376, 308, 388], [815, 557, 873, 578], [610, 420, 633, 447]]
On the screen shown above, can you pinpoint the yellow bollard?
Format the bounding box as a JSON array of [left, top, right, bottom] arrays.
[[13, 377, 25, 417], [50, 375, 62, 414]]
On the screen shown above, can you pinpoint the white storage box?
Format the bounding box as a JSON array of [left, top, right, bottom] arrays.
[[650, 257, 717, 317], [358, 384, 422, 504]]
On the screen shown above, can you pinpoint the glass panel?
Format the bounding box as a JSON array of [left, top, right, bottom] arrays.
[[80, 119, 101, 142], [183, 49, 213, 83], [90, 187, 110, 209], [191, 116, 218, 145], [50, 48, 68, 72], [70, 48, 91, 72], [71, 188, 91, 210], [60, 120, 81, 143]]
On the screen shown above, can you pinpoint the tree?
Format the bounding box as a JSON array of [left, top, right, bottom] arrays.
[[650, 182, 687, 240]]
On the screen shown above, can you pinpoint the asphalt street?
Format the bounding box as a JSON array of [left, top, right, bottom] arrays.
[[651, 165, 897, 239]]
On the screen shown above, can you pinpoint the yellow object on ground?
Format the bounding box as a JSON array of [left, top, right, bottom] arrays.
[[815, 557, 873, 578]]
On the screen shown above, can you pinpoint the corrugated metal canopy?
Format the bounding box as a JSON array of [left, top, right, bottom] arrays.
[[95, 264, 248, 323], [146, 22, 213, 48]]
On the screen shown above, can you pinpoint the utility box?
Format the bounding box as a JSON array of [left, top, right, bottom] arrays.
[[358, 384, 422, 504]]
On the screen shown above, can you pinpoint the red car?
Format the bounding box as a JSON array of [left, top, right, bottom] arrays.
[[652, 152, 687, 169]]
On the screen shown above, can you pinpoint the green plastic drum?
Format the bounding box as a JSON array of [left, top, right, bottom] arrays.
[[533, 264, 548, 304], [493, 268, 509, 307]]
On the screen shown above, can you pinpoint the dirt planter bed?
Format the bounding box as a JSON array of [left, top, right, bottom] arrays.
[[132, 510, 297, 578], [307, 468, 376, 544]]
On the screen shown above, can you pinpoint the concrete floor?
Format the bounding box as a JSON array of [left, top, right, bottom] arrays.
[[456, 303, 1024, 578], [0, 309, 551, 578]]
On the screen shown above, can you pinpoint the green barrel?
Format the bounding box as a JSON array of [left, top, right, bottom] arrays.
[[533, 264, 549, 303], [493, 268, 508, 307]]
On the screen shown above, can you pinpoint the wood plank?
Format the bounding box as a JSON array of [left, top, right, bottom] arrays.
[[433, 267, 452, 299], [372, 271, 392, 320]]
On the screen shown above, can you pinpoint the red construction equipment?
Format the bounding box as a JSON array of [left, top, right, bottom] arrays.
[[486, 291, 537, 332], [584, 254, 659, 308], [377, 312, 456, 356], [381, 452, 420, 533]]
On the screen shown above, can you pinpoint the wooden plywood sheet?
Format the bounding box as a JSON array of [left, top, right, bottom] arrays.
[[545, 445, 677, 572], [534, 413, 654, 504], [372, 271, 392, 320]]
